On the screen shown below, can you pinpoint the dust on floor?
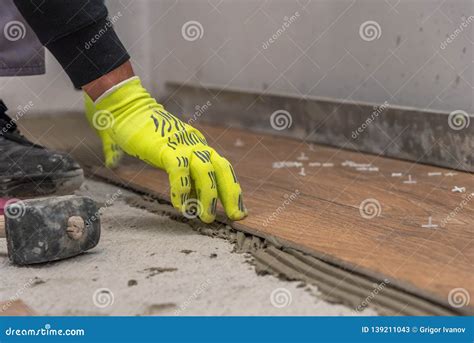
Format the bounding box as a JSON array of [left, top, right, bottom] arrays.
[[0, 179, 377, 316]]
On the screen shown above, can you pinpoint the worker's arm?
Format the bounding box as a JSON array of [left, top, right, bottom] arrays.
[[13, 0, 129, 88], [13, 1, 247, 223]]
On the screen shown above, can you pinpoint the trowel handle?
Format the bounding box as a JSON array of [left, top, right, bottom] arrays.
[[0, 215, 5, 238]]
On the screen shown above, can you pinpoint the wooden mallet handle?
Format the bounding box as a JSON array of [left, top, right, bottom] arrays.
[[0, 215, 5, 238]]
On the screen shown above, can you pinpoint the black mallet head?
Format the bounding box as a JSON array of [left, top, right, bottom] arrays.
[[1, 195, 100, 265]]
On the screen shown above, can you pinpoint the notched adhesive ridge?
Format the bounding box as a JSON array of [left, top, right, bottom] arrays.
[[125, 195, 463, 316]]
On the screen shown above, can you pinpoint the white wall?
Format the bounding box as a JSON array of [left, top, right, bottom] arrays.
[[147, 0, 472, 113], [0, 0, 471, 115]]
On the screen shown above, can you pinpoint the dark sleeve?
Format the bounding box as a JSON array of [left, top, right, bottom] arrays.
[[13, 0, 130, 87]]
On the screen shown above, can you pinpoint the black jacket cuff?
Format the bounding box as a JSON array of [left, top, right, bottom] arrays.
[[46, 17, 130, 87]]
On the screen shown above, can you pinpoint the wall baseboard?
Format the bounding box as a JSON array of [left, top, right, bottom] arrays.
[[164, 82, 473, 172]]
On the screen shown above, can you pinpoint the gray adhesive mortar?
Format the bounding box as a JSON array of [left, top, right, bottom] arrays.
[[125, 196, 463, 316], [0, 179, 374, 316]]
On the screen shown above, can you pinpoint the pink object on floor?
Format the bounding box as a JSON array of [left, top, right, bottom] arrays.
[[0, 198, 13, 216]]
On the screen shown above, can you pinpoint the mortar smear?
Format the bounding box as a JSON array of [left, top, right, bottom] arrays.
[[126, 195, 460, 316]]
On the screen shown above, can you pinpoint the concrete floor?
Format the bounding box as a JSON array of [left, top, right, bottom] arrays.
[[0, 179, 377, 316]]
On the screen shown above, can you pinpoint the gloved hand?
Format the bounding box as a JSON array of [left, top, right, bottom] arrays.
[[84, 93, 123, 168], [92, 76, 247, 223]]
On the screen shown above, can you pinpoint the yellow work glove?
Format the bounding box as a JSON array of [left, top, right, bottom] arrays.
[[93, 76, 247, 223], [84, 93, 124, 168]]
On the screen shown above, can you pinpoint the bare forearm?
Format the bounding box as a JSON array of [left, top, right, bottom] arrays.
[[83, 61, 135, 101]]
